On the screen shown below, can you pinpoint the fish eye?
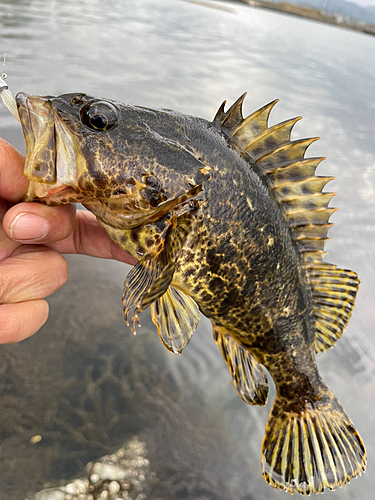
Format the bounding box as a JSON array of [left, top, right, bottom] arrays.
[[81, 101, 119, 131]]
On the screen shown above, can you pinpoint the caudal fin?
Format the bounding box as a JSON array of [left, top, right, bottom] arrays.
[[261, 387, 366, 495]]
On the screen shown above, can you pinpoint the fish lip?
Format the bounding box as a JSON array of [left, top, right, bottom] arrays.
[[16, 92, 54, 124], [45, 185, 70, 197], [16, 92, 59, 186], [16, 92, 86, 203], [16, 92, 35, 151], [23, 182, 71, 203], [16, 91, 54, 109], [15, 91, 29, 108]]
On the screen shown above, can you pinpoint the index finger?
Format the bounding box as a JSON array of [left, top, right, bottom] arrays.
[[0, 138, 29, 202]]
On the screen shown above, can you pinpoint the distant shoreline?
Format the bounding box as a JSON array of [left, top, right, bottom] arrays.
[[224, 0, 375, 36]]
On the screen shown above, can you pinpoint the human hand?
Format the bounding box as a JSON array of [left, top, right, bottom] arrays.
[[0, 138, 136, 344]]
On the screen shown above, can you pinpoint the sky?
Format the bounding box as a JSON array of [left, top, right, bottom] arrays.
[[354, 0, 375, 7]]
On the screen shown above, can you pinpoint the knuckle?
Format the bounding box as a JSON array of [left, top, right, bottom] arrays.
[[0, 300, 49, 344], [73, 214, 87, 255], [47, 204, 76, 242], [34, 249, 69, 292], [0, 137, 11, 163], [0, 272, 11, 304], [44, 250, 69, 291], [56, 254, 69, 287]]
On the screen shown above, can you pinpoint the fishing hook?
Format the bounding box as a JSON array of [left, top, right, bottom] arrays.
[[0, 53, 8, 90]]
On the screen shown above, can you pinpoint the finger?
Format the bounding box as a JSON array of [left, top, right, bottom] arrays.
[[0, 198, 7, 219], [3, 202, 76, 243], [0, 247, 68, 303], [46, 210, 137, 265], [0, 224, 21, 261], [0, 138, 28, 202], [0, 200, 22, 261], [0, 300, 49, 344], [4, 203, 136, 264]]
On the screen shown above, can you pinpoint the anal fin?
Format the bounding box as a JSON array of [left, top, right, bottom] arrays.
[[213, 324, 268, 406], [151, 285, 200, 354]]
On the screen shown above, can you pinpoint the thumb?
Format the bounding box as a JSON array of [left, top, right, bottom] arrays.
[[3, 202, 76, 243]]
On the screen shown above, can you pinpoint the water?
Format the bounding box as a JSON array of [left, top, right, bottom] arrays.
[[0, 0, 374, 498]]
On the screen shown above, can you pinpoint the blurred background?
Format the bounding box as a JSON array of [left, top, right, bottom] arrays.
[[0, 0, 374, 499]]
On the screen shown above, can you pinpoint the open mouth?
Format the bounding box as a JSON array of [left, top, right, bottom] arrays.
[[24, 182, 78, 204]]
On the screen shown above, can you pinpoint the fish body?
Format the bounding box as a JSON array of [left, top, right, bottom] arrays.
[[16, 91, 366, 495]]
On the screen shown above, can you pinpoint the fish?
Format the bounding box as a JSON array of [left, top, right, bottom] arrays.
[[15, 90, 366, 495]]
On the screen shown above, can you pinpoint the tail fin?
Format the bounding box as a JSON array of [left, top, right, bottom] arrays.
[[261, 386, 366, 495]]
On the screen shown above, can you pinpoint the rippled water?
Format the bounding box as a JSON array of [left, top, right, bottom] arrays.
[[0, 0, 375, 499]]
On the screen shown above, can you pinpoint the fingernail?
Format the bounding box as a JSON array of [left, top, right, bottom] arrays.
[[9, 213, 49, 241]]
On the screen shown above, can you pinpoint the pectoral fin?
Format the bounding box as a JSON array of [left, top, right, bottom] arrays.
[[122, 253, 175, 333], [122, 203, 199, 334]]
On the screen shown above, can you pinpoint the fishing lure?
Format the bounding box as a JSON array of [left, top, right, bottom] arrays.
[[0, 54, 20, 122]]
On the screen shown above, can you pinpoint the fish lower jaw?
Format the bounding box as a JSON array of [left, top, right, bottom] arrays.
[[25, 181, 87, 204]]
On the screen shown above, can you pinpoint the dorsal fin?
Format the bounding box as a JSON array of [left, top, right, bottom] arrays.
[[218, 92, 246, 128], [212, 95, 333, 265], [213, 95, 359, 352], [308, 264, 359, 353]]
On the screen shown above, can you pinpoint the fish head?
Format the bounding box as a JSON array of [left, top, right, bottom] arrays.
[[16, 92, 207, 228]]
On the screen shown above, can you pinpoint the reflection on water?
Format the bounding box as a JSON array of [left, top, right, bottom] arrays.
[[0, 0, 374, 498], [2, 258, 242, 500]]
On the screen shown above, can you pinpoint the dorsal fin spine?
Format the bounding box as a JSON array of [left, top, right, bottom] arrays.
[[221, 92, 246, 128], [303, 251, 329, 263], [294, 223, 333, 240], [213, 100, 227, 122], [232, 99, 279, 133], [254, 137, 320, 164], [274, 176, 335, 196], [234, 116, 301, 147], [288, 208, 337, 227], [268, 158, 326, 186], [283, 194, 337, 215]]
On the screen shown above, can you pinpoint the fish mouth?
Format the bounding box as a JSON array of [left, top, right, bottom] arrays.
[[16, 92, 88, 204]]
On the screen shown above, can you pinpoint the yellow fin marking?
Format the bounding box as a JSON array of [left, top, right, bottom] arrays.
[[261, 385, 366, 495]]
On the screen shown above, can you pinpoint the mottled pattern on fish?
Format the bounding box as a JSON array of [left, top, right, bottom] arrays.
[[16, 91, 366, 496]]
